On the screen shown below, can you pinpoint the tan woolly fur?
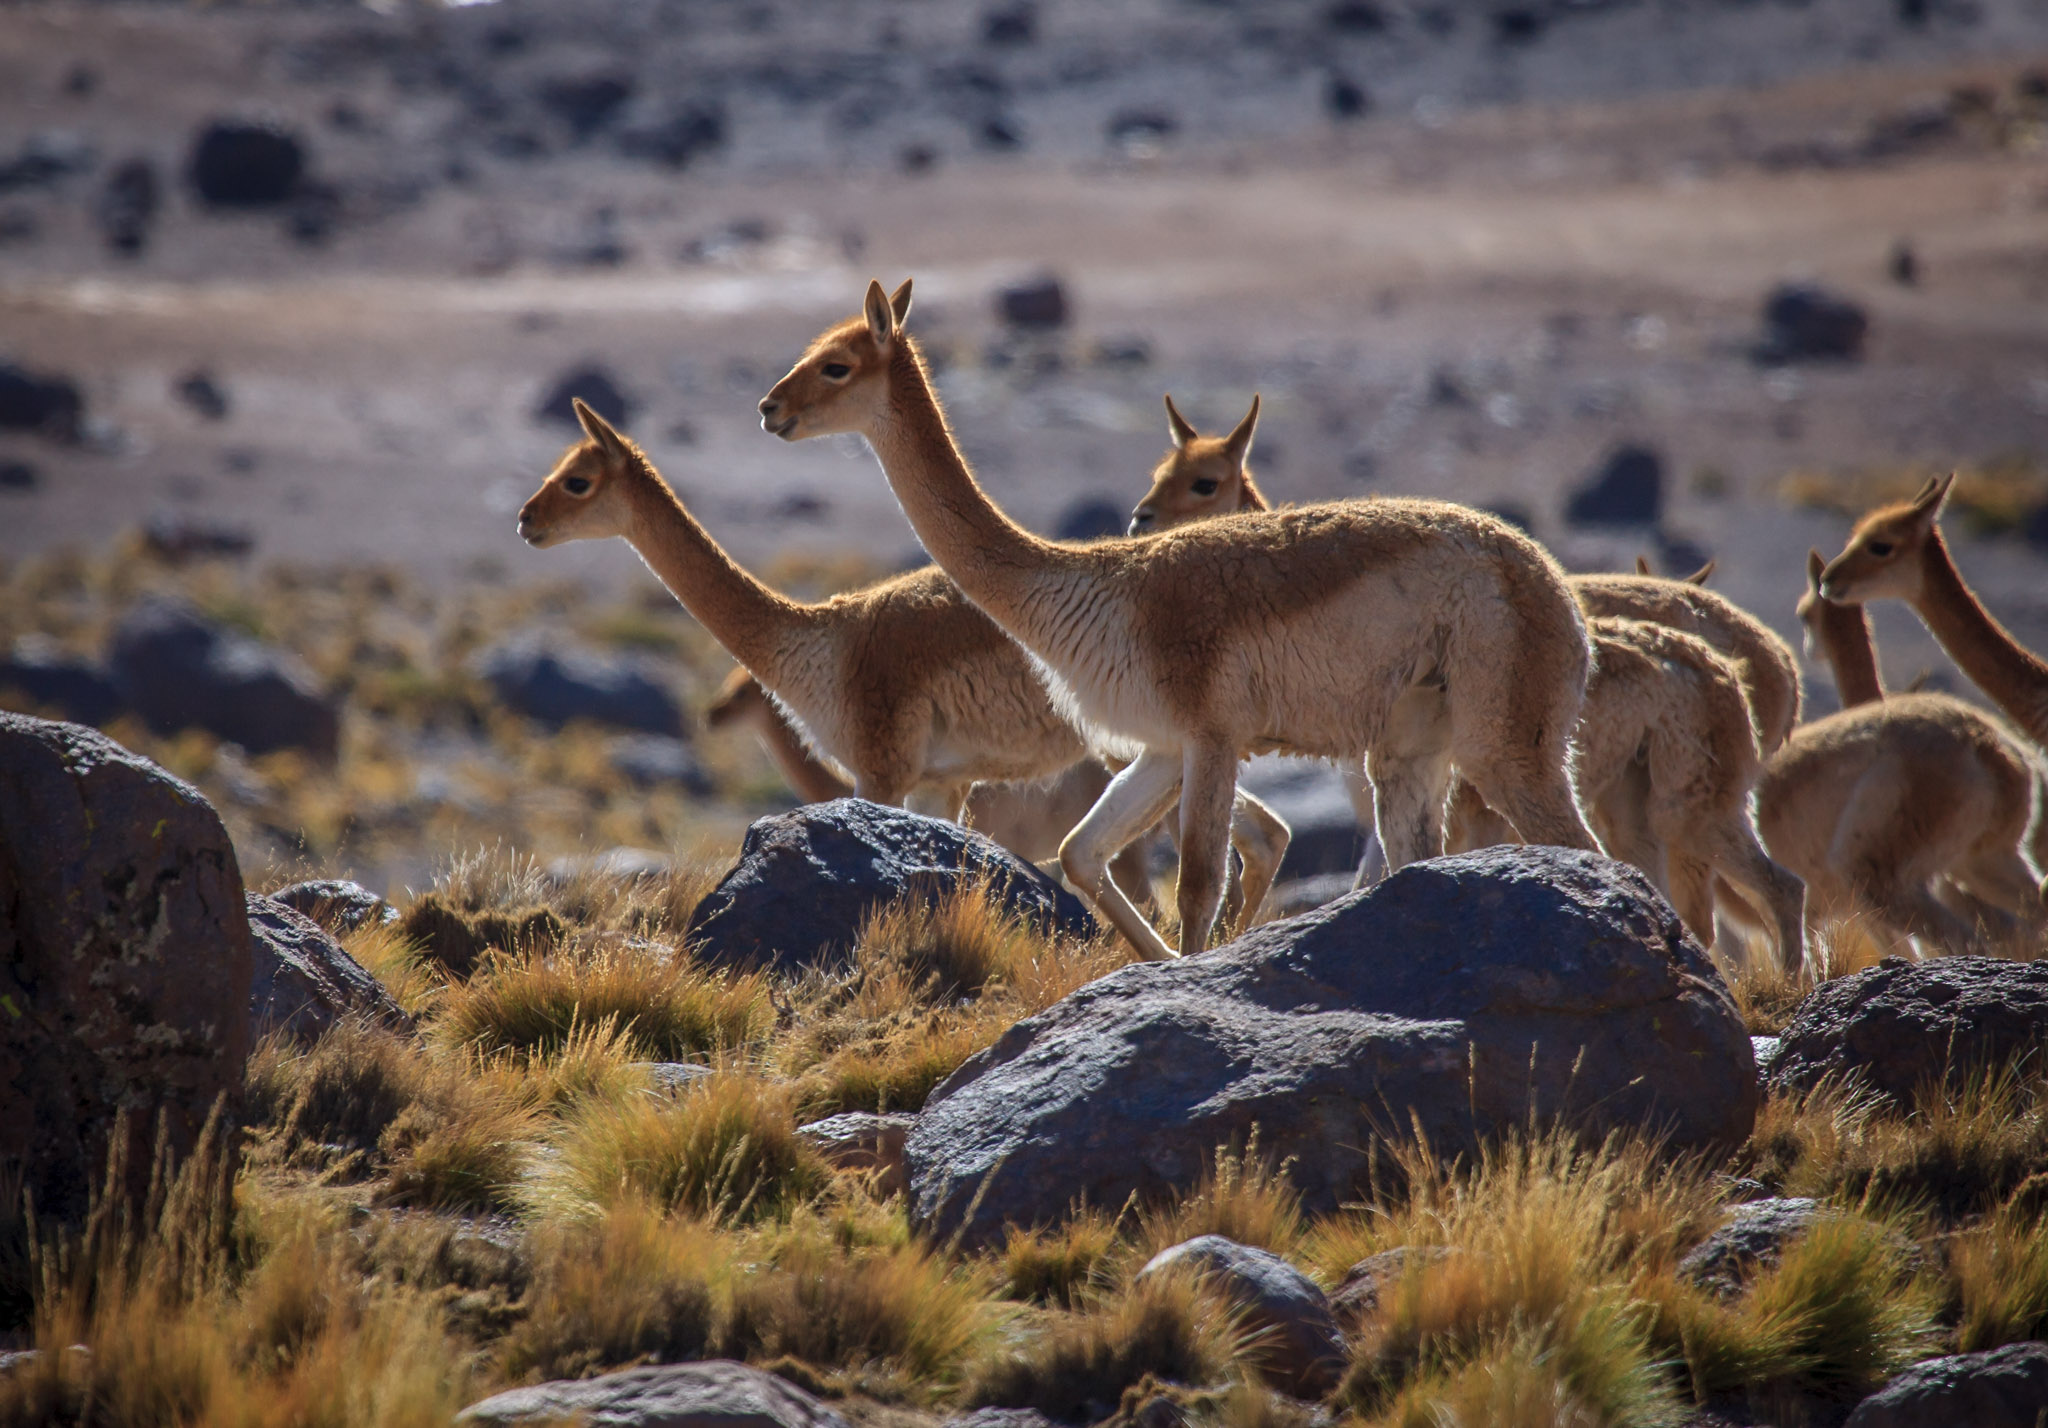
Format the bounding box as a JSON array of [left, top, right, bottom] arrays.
[[759, 279, 1597, 957]]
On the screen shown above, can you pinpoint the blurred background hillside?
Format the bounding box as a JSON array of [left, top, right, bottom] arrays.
[[3, 0, 2047, 896]]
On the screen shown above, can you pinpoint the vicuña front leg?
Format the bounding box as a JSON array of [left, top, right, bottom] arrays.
[[1176, 739, 1242, 954], [1061, 750, 1185, 960]]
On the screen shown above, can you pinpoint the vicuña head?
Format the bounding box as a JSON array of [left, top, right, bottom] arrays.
[[1818, 472, 1953, 605], [1125, 395, 1266, 535], [758, 280, 914, 441], [518, 398, 641, 548]]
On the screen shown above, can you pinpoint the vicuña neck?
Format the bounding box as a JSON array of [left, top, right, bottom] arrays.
[[755, 706, 852, 803], [618, 459, 808, 679], [863, 340, 1080, 632], [1913, 528, 2048, 741], [1814, 602, 1884, 708]]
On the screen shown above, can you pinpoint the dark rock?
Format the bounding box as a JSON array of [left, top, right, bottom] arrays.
[[284, 180, 342, 246], [538, 71, 636, 141], [1054, 496, 1129, 542], [1890, 240, 1920, 287], [97, 157, 158, 256], [900, 143, 940, 174], [1492, 7, 1547, 44], [1565, 443, 1664, 528], [1091, 337, 1152, 368], [458, 1360, 851, 1428], [246, 893, 411, 1043], [685, 799, 1096, 977], [610, 733, 712, 792], [1769, 956, 2048, 1105], [1108, 109, 1177, 151], [1238, 756, 1365, 881], [532, 364, 633, 429], [1324, 2, 1389, 33], [141, 512, 256, 563], [798, 1111, 916, 1193], [0, 131, 93, 192], [1325, 73, 1372, 120], [270, 879, 398, 934], [473, 636, 682, 736], [1678, 1197, 1821, 1297], [1134, 1236, 1345, 1396], [618, 104, 726, 168], [1756, 282, 1868, 364], [996, 274, 1068, 329], [173, 370, 230, 422], [0, 636, 123, 724], [906, 846, 1755, 1248], [108, 597, 338, 757], [1330, 1246, 1455, 1330], [187, 120, 306, 208], [1845, 1343, 2048, 1428], [0, 713, 252, 1221], [978, 115, 1025, 151], [984, 5, 1036, 44], [0, 363, 84, 442]]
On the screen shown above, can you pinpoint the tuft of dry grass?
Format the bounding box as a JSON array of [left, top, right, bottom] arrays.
[[1136, 1132, 1303, 1260], [964, 1270, 1248, 1422], [399, 893, 564, 978], [525, 1071, 828, 1224], [433, 940, 771, 1063], [793, 1012, 1004, 1121], [996, 1210, 1124, 1310], [339, 921, 439, 1018], [852, 877, 1060, 1000], [1949, 1203, 2048, 1352]]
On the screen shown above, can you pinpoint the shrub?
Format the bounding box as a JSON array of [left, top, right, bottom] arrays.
[[435, 940, 771, 1063]]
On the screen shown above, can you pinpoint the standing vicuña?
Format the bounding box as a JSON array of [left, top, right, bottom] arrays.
[[759, 280, 1597, 957]]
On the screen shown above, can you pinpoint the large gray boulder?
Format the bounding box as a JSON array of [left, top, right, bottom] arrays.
[[906, 846, 1755, 1248], [246, 893, 411, 1042], [108, 596, 339, 758], [1845, 1343, 2048, 1428], [458, 1360, 850, 1428], [684, 799, 1096, 976], [0, 713, 252, 1219], [1769, 956, 2048, 1104], [1134, 1236, 1345, 1396], [473, 633, 682, 736]]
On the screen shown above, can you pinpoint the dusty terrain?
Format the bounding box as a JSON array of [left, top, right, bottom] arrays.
[[3, 0, 2048, 888]]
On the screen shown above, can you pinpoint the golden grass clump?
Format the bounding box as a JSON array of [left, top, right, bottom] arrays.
[[996, 1209, 1123, 1309], [1949, 1203, 2048, 1352], [1137, 1132, 1303, 1260], [525, 1071, 828, 1224], [399, 893, 564, 979], [852, 876, 1058, 999], [963, 1270, 1248, 1422]]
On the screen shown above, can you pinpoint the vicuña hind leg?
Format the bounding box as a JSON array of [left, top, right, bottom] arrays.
[[1225, 790, 1290, 934], [1175, 739, 1242, 954], [1693, 822, 1809, 975], [1061, 750, 1185, 961], [1366, 681, 1455, 871]]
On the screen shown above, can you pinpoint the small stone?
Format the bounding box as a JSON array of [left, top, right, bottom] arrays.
[[1135, 1236, 1345, 1396], [532, 364, 633, 429], [174, 370, 230, 421], [1565, 444, 1664, 528], [997, 274, 1068, 329], [187, 120, 305, 207]]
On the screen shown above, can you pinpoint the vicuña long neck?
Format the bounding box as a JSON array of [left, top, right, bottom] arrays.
[[864, 340, 1082, 637], [1912, 528, 2048, 742], [1814, 602, 1884, 708], [618, 461, 809, 680], [752, 707, 852, 803]]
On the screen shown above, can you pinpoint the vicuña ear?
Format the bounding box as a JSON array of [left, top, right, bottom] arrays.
[[1684, 559, 1716, 586], [574, 398, 629, 461], [864, 279, 895, 347], [1912, 471, 1957, 520], [1224, 394, 1261, 466], [1806, 549, 1826, 591], [1163, 394, 1197, 450], [1634, 554, 1654, 576], [889, 278, 913, 324]]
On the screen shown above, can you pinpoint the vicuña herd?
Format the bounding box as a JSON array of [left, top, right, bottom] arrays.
[[519, 278, 2048, 971]]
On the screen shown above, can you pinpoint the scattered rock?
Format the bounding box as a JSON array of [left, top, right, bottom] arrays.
[[798, 1111, 916, 1193], [1492, 7, 1546, 44], [0, 635, 123, 724], [1330, 1246, 1456, 1330], [1107, 108, 1178, 151], [532, 364, 634, 429], [984, 5, 1037, 45], [187, 120, 306, 207], [539, 71, 636, 141], [271, 879, 398, 934], [1324, 3, 1390, 33], [1091, 336, 1151, 368], [457, 1360, 851, 1428], [1768, 956, 2048, 1104], [1756, 282, 1869, 364], [1053, 495, 1129, 542], [246, 893, 412, 1043], [906, 846, 1755, 1249], [142, 511, 255, 562], [174, 370, 230, 422], [997, 273, 1068, 329], [1890, 239, 1920, 287], [1845, 1342, 2048, 1428], [108, 596, 339, 758], [97, 157, 158, 256], [1238, 755, 1365, 881], [1325, 73, 1372, 120], [473, 636, 683, 736], [1565, 443, 1664, 528], [1750, 1035, 1782, 1077], [0, 130, 93, 192], [0, 713, 253, 1221], [610, 732, 713, 792], [640, 1061, 715, 1095], [618, 104, 726, 168], [1134, 1236, 1345, 1396], [685, 798, 1096, 977], [1678, 1197, 1821, 1297], [0, 362, 84, 442]]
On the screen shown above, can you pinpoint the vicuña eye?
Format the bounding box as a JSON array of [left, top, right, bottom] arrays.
[[1191, 479, 1219, 497], [821, 362, 852, 380], [1867, 540, 1893, 557], [564, 476, 592, 495]]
